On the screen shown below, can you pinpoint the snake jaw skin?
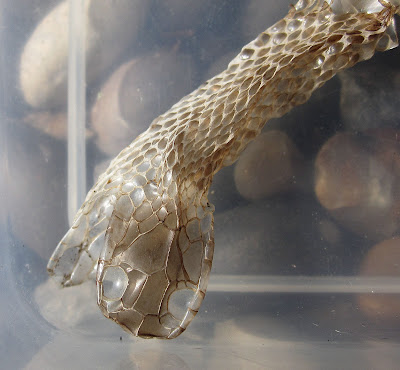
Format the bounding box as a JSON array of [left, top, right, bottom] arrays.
[[47, 0, 399, 338]]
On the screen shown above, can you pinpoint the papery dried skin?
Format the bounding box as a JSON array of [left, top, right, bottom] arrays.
[[47, 0, 399, 338]]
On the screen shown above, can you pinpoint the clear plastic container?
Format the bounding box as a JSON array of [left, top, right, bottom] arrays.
[[2, 0, 400, 369]]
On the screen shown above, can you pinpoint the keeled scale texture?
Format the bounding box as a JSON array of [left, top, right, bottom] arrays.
[[48, 0, 399, 338]]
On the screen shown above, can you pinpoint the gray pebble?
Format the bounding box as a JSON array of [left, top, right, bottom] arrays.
[[6, 122, 67, 260], [212, 197, 339, 275], [19, 0, 149, 110]]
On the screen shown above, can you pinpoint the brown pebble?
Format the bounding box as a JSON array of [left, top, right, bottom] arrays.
[[22, 111, 93, 140], [91, 50, 194, 156], [234, 130, 306, 201], [357, 237, 400, 321], [315, 130, 400, 240], [23, 112, 68, 140]]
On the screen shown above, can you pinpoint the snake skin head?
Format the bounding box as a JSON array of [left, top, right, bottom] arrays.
[[48, 128, 216, 338], [94, 163, 215, 338]]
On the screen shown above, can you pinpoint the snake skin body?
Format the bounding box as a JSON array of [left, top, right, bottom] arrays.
[[47, 0, 399, 338]]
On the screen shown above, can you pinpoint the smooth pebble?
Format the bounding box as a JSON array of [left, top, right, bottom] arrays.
[[19, 0, 149, 109], [315, 130, 400, 241], [357, 236, 400, 322], [91, 50, 194, 156], [234, 130, 307, 201]]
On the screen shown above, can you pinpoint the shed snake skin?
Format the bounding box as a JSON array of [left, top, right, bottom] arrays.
[[47, 0, 400, 338]]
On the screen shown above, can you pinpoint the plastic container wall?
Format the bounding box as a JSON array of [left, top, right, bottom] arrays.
[[2, 0, 400, 368]]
